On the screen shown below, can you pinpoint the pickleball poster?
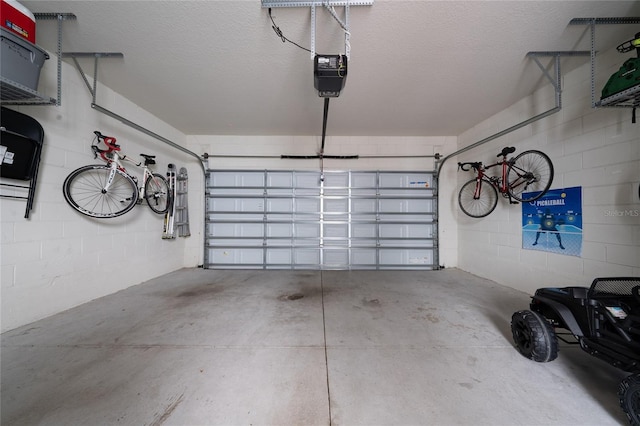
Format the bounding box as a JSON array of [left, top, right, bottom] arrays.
[[522, 186, 582, 257]]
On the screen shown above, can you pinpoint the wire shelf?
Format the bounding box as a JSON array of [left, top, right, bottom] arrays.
[[597, 84, 640, 108], [0, 76, 56, 105]]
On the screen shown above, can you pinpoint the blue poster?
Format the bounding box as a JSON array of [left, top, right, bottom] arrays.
[[522, 186, 582, 256]]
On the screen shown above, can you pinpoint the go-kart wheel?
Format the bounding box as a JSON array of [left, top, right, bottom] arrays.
[[511, 310, 558, 362], [619, 374, 640, 426]]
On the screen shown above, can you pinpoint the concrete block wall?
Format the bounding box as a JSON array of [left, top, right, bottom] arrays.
[[1, 51, 201, 332], [453, 45, 640, 293]]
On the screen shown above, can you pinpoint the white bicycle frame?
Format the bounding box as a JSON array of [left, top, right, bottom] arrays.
[[102, 150, 156, 202]]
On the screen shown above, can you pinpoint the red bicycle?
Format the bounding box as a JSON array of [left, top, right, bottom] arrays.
[[457, 147, 554, 218]]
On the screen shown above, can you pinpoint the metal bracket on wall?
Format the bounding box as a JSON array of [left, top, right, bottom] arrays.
[[62, 52, 124, 104], [569, 17, 640, 109], [262, 1, 373, 60], [1, 13, 76, 106], [63, 52, 203, 165], [526, 51, 591, 109]]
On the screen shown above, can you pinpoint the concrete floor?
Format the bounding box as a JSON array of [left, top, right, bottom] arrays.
[[1, 268, 629, 425]]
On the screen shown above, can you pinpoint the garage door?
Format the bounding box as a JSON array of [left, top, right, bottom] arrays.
[[205, 169, 437, 270]]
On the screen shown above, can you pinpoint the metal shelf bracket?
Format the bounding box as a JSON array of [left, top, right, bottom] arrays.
[[526, 51, 591, 108], [62, 52, 124, 104]]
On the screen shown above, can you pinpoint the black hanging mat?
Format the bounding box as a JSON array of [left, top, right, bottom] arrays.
[[1, 129, 40, 180], [1, 107, 45, 218]]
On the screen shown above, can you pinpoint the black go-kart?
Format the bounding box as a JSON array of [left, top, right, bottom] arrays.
[[511, 277, 640, 425]]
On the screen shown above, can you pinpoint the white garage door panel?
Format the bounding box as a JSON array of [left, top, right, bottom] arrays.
[[209, 248, 263, 266], [266, 223, 292, 238], [380, 249, 434, 266], [266, 172, 293, 187], [324, 249, 349, 266], [352, 249, 377, 265], [296, 198, 320, 213], [266, 248, 291, 265], [296, 223, 321, 238], [295, 249, 320, 265], [352, 199, 376, 212], [210, 224, 264, 238], [324, 198, 348, 212], [206, 170, 436, 269], [379, 224, 433, 239], [267, 198, 293, 212]]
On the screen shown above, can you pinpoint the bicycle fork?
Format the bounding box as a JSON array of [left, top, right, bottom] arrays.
[[473, 168, 488, 200], [103, 163, 118, 194], [473, 177, 483, 200], [103, 160, 137, 205]]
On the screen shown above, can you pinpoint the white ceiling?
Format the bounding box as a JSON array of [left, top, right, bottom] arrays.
[[22, 1, 640, 137]]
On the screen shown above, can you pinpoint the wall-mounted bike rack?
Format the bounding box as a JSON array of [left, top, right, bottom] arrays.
[[435, 18, 639, 262], [433, 49, 580, 267], [66, 51, 206, 262]]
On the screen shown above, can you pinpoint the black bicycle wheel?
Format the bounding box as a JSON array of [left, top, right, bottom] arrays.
[[144, 173, 170, 214], [458, 178, 498, 218], [507, 150, 553, 202], [63, 165, 138, 218]]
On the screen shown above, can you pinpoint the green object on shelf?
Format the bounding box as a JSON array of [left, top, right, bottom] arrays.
[[601, 57, 640, 99]]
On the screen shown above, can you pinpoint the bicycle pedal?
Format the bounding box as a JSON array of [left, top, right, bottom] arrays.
[[510, 201, 519, 205]]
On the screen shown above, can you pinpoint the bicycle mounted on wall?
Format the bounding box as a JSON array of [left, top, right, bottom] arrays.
[[63, 131, 171, 218], [457, 147, 554, 218]]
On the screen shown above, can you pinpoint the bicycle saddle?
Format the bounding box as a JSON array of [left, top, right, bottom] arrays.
[[498, 147, 516, 157], [140, 153, 156, 165]]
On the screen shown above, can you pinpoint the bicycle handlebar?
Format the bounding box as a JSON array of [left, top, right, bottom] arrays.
[[93, 130, 120, 152], [91, 130, 123, 164], [458, 162, 483, 172], [90, 131, 151, 168]]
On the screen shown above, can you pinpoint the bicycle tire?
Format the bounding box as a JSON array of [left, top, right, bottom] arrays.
[[458, 178, 498, 218], [144, 173, 171, 214], [507, 150, 553, 202], [63, 165, 138, 218]]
